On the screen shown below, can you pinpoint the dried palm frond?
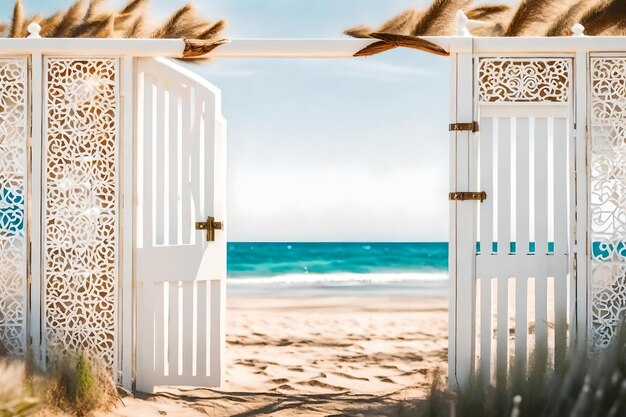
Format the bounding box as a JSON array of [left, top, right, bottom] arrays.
[[125, 16, 144, 37], [580, 0, 626, 36], [39, 12, 64, 37], [50, 0, 87, 37], [344, 8, 420, 38], [2, 0, 227, 57], [151, 3, 194, 38], [412, 0, 472, 36], [547, 0, 599, 36], [114, 0, 148, 31], [371, 32, 449, 55], [467, 4, 512, 36], [85, 0, 104, 20], [353, 40, 398, 56], [199, 20, 226, 40], [344, 25, 374, 38], [466, 4, 511, 21], [380, 8, 421, 35], [10, 0, 25, 38], [504, 0, 573, 36]]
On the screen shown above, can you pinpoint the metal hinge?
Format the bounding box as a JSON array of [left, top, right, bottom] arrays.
[[449, 122, 479, 132], [195, 216, 224, 242], [449, 191, 487, 202]]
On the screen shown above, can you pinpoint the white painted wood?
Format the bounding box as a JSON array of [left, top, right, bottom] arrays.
[[447, 51, 459, 389], [121, 55, 135, 388], [496, 278, 509, 384], [480, 118, 494, 255], [574, 51, 588, 349], [450, 37, 476, 391], [476, 254, 569, 277], [480, 105, 569, 118], [553, 118, 568, 366], [516, 118, 530, 256], [534, 119, 549, 354], [30, 53, 43, 366], [135, 58, 227, 392], [479, 278, 492, 383], [498, 118, 512, 255], [514, 277, 528, 373]]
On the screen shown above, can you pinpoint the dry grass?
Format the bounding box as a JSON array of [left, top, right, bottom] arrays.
[[0, 358, 40, 417], [3, 0, 226, 42], [44, 355, 117, 417]]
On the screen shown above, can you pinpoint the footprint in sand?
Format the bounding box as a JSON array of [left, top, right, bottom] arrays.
[[298, 379, 345, 392], [271, 378, 290, 384], [377, 376, 397, 384], [332, 372, 369, 381], [288, 366, 304, 372]]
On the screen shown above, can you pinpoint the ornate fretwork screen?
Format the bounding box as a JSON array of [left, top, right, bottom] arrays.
[[473, 57, 573, 383], [0, 58, 28, 354], [43, 58, 119, 369], [589, 56, 626, 347]]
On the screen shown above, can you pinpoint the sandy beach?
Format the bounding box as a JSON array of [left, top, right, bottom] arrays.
[[105, 295, 448, 416]]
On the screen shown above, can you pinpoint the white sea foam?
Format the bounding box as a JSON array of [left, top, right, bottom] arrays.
[[228, 271, 448, 286]]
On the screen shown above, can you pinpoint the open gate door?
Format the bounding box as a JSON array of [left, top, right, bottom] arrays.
[[135, 58, 226, 392]]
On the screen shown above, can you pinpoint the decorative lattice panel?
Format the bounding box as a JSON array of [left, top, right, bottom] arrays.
[[0, 58, 28, 354], [43, 58, 119, 368], [478, 58, 571, 103], [590, 57, 626, 347]]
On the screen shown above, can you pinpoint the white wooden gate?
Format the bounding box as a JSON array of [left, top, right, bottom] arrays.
[[135, 58, 227, 392], [449, 47, 577, 389]]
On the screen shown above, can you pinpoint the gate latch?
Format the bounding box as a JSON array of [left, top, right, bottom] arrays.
[[195, 216, 224, 242], [449, 192, 487, 202], [449, 122, 479, 132]]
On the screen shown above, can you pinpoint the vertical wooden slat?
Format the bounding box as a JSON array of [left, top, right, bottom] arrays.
[[480, 277, 492, 383], [496, 277, 509, 385], [155, 83, 166, 245], [196, 280, 208, 377], [180, 86, 192, 245], [190, 90, 202, 235], [516, 118, 530, 255], [498, 118, 512, 254], [182, 282, 194, 377], [168, 282, 180, 377], [142, 76, 154, 248], [203, 95, 216, 215], [168, 89, 180, 245], [515, 276, 528, 374], [535, 118, 549, 354], [480, 118, 494, 255], [574, 53, 588, 348], [154, 283, 165, 378], [553, 117, 568, 366], [210, 280, 224, 381]]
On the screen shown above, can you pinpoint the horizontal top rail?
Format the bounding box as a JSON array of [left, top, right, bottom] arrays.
[[1, 36, 626, 58]]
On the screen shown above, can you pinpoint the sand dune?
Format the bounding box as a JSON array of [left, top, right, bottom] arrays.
[[104, 296, 448, 416]]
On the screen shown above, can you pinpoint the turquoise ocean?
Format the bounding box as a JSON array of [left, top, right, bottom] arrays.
[[227, 242, 448, 297]]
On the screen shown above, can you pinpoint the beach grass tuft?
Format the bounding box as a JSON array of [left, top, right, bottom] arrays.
[[418, 320, 626, 417]]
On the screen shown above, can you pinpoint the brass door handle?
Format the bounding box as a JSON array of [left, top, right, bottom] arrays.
[[195, 216, 224, 242]]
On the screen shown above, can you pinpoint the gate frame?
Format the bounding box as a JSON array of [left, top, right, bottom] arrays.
[[7, 33, 626, 391]]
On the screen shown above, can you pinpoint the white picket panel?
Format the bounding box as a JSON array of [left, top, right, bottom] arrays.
[[447, 56, 578, 387], [135, 57, 226, 392]]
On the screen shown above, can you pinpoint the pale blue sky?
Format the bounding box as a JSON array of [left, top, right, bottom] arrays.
[[12, 0, 473, 241]]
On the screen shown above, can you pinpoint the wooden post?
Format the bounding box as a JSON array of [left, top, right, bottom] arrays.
[[121, 55, 135, 389], [574, 50, 589, 350], [448, 36, 476, 391], [30, 52, 43, 367]]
